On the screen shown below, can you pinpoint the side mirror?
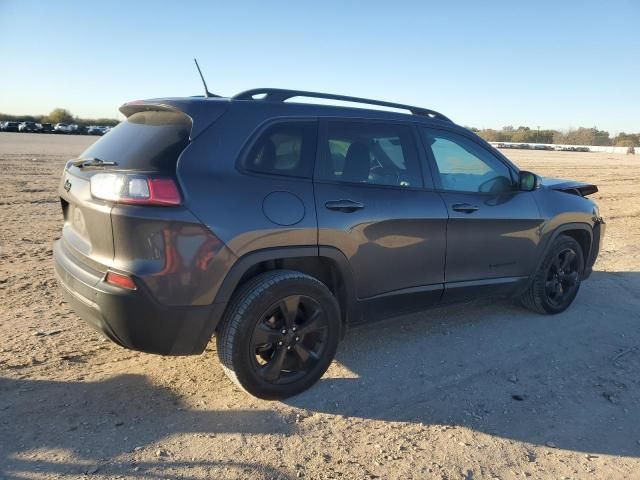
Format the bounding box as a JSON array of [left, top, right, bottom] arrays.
[[519, 171, 538, 191]]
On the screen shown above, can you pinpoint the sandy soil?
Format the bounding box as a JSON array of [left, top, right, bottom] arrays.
[[1, 132, 639, 480]]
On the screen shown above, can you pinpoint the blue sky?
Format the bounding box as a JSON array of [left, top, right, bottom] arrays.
[[1, 1, 638, 132]]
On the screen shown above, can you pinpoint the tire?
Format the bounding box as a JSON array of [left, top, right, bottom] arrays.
[[520, 234, 584, 314], [216, 270, 341, 399]]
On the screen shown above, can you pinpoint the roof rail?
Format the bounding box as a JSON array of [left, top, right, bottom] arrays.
[[232, 88, 451, 122]]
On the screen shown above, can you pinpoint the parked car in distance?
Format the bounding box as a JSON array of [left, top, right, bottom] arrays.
[[40, 123, 53, 133], [18, 121, 40, 133], [87, 125, 105, 135], [557, 146, 584, 152], [2, 121, 20, 132], [53, 88, 605, 399], [54, 123, 72, 134], [533, 144, 554, 151]]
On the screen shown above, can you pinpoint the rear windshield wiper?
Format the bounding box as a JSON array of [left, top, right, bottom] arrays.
[[72, 157, 118, 168]]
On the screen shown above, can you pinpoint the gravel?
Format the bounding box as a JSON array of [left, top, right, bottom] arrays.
[[1, 133, 639, 479]]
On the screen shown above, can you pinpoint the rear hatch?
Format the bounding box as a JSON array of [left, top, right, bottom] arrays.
[[58, 109, 193, 274]]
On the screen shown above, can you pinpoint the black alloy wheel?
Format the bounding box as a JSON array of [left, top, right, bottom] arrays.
[[520, 234, 584, 314], [251, 294, 329, 384], [217, 270, 341, 399], [544, 247, 580, 308]]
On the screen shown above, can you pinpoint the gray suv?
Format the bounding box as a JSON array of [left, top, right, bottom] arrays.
[[53, 89, 605, 399]]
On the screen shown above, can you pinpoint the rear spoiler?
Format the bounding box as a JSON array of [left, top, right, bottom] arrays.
[[119, 98, 228, 140], [541, 177, 598, 197]]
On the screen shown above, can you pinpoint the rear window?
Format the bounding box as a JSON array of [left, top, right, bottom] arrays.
[[241, 121, 317, 178], [79, 111, 191, 172]]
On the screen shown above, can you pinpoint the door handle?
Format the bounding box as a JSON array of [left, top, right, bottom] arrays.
[[451, 203, 479, 213], [325, 199, 365, 213]]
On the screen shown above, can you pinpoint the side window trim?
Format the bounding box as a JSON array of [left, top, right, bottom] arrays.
[[411, 123, 436, 190], [420, 126, 518, 194], [418, 125, 444, 191], [236, 117, 319, 180], [315, 119, 329, 184], [314, 117, 427, 191]]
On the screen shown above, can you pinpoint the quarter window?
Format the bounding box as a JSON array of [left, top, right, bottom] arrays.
[[319, 121, 423, 188], [243, 121, 317, 178], [423, 129, 514, 193]]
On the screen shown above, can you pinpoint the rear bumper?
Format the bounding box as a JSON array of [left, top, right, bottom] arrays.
[[53, 240, 225, 355]]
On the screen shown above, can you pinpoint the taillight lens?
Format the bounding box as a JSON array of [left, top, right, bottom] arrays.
[[90, 173, 181, 206], [105, 271, 137, 290]]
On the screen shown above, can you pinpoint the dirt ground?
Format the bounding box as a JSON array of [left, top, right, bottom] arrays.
[[1, 132, 639, 480]]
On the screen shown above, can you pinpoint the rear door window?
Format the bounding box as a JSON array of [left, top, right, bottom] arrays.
[[318, 121, 423, 188], [79, 111, 191, 173], [242, 121, 317, 178]]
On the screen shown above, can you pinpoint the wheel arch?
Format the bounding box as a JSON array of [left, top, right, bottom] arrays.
[[536, 222, 593, 275], [561, 228, 591, 265], [213, 246, 357, 334]]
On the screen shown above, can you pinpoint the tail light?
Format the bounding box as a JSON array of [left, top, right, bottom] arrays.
[[90, 173, 181, 206], [105, 271, 137, 290]]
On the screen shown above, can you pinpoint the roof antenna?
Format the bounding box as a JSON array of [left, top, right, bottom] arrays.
[[193, 58, 218, 98]]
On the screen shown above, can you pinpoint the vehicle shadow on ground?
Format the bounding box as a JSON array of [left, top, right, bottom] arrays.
[[0, 374, 295, 479], [289, 271, 640, 457]]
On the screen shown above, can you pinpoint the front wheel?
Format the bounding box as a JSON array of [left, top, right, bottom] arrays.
[[521, 235, 584, 314], [216, 270, 341, 399]]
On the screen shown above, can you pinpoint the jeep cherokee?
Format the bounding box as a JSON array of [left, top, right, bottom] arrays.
[[53, 88, 605, 399]]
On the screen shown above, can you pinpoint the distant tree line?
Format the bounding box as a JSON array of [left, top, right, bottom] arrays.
[[470, 125, 639, 147], [0, 108, 119, 127], [2, 108, 638, 147]]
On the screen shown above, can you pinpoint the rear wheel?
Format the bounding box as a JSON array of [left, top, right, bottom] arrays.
[[521, 235, 584, 314], [216, 270, 341, 399]]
